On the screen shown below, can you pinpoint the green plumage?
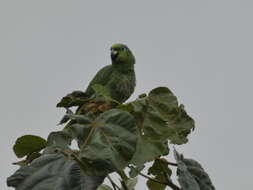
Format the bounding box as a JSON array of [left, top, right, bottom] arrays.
[[56, 44, 136, 109], [85, 44, 136, 103]]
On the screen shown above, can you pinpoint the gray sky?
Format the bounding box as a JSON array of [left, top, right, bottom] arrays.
[[1, 0, 252, 189]]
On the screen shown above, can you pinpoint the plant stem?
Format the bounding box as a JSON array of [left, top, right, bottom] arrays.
[[156, 157, 178, 167], [80, 127, 95, 150], [117, 170, 130, 190], [117, 170, 128, 181], [107, 175, 120, 190]]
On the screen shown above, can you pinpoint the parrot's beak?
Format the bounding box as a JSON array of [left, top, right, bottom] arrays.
[[111, 50, 118, 61]]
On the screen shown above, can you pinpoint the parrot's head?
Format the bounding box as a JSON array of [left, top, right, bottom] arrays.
[[110, 44, 135, 66]]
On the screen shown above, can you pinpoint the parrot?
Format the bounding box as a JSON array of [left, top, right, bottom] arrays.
[[56, 43, 136, 109], [85, 43, 136, 103]]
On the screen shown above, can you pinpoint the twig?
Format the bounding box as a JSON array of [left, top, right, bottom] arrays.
[[163, 171, 181, 190], [156, 157, 178, 167], [107, 175, 120, 190], [117, 170, 128, 181], [117, 170, 130, 190], [128, 166, 181, 190], [120, 180, 129, 190]]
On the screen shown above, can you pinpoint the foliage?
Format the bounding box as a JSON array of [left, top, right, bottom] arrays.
[[13, 135, 47, 159], [7, 86, 215, 190], [7, 153, 105, 190], [174, 149, 215, 190]]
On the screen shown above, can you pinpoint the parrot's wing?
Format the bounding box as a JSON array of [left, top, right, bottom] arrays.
[[85, 65, 113, 96]]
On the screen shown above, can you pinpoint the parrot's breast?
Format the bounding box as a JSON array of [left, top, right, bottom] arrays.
[[107, 70, 136, 103]]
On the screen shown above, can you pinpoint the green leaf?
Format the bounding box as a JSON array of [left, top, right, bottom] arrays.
[[131, 136, 169, 165], [148, 159, 172, 176], [146, 159, 172, 190], [148, 87, 195, 144], [7, 153, 105, 190], [77, 109, 138, 175], [97, 184, 113, 190], [46, 131, 72, 150], [13, 135, 47, 158], [56, 90, 89, 108], [174, 149, 215, 190], [147, 175, 166, 190], [120, 86, 194, 165], [62, 113, 92, 125]]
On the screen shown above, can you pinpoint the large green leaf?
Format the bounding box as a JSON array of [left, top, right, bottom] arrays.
[[147, 87, 195, 144], [67, 109, 138, 175], [13, 135, 47, 158], [174, 149, 215, 190], [7, 153, 105, 190], [119, 87, 194, 165], [130, 136, 169, 165]]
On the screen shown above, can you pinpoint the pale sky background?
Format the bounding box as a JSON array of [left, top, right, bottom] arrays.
[[1, 0, 252, 189]]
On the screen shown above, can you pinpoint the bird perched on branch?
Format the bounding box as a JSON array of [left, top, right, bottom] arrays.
[[57, 44, 136, 108], [85, 43, 136, 103]]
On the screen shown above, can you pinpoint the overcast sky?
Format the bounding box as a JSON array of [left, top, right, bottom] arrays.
[[1, 0, 252, 189]]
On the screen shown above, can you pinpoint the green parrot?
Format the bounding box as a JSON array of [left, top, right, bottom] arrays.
[[57, 44, 136, 109], [85, 43, 136, 103]]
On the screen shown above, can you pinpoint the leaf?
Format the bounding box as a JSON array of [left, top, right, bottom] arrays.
[[13, 135, 47, 158], [174, 149, 215, 190], [119, 86, 194, 165], [7, 153, 105, 190], [60, 112, 92, 126], [148, 158, 172, 176], [57, 108, 74, 125], [97, 184, 113, 190], [147, 87, 195, 144], [46, 131, 72, 150], [130, 136, 169, 165], [147, 175, 166, 190], [77, 109, 138, 175], [56, 90, 89, 108], [146, 159, 172, 190]]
